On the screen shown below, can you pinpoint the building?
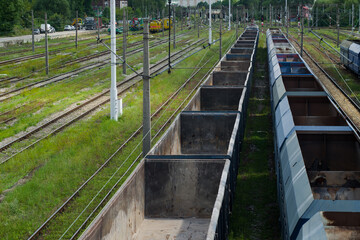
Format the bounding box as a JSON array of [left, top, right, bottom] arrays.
[[174, 0, 208, 7], [92, 0, 127, 9]]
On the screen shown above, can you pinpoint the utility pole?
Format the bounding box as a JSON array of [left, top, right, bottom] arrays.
[[236, 10, 238, 37], [123, 6, 127, 74], [162, 9, 165, 37], [337, 7, 340, 47], [97, 8, 100, 40], [352, 4, 354, 35], [168, 0, 171, 73], [228, 0, 231, 30], [209, 0, 212, 44], [143, 18, 151, 156], [31, 10, 35, 52], [286, 5, 289, 37], [220, 11, 222, 61], [181, 7, 183, 30], [270, 4, 272, 27], [110, 0, 118, 121], [300, 6, 304, 57], [173, 6, 176, 49], [197, 7, 200, 38], [359, 5, 360, 33], [285, 0, 288, 37], [45, 13, 49, 75], [76, 11, 78, 48]]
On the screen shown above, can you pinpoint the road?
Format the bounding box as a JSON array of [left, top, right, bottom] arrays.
[[0, 29, 104, 47]]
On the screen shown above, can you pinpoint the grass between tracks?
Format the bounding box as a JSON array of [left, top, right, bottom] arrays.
[[0, 27, 235, 239], [229, 31, 280, 240], [0, 31, 196, 144]]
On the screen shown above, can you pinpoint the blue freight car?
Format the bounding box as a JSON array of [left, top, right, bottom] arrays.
[[268, 29, 360, 240], [340, 39, 360, 75]]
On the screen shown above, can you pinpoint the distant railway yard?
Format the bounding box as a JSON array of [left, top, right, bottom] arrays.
[[2, 11, 360, 240]]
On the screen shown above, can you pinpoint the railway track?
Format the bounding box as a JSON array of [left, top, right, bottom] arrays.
[[0, 32, 191, 101], [0, 38, 207, 163], [26, 38, 215, 240], [0, 36, 159, 88], [0, 30, 165, 66], [288, 33, 360, 136]]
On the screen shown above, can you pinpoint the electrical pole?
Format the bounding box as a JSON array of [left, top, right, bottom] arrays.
[[352, 4, 354, 35], [45, 13, 49, 75], [181, 7, 183, 30], [197, 7, 200, 38], [162, 9, 165, 37], [173, 6, 176, 49], [31, 10, 35, 52], [286, 6, 289, 37], [220, 11, 222, 61], [270, 4, 272, 27], [228, 0, 231, 30], [168, 0, 171, 73], [337, 7, 340, 47], [123, 6, 127, 74], [76, 11, 78, 48], [300, 6, 304, 57], [110, 0, 118, 121], [143, 18, 151, 156], [285, 0, 288, 37], [97, 8, 100, 40], [236, 10, 238, 37], [209, 0, 212, 44]]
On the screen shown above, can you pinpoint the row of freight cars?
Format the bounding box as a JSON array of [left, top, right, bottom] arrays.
[[340, 39, 360, 75], [77, 26, 259, 240], [267, 28, 360, 240]]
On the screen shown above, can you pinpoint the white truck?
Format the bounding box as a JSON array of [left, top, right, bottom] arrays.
[[40, 24, 56, 33]]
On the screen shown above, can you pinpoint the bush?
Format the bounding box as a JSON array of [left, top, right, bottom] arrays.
[[49, 13, 64, 31]]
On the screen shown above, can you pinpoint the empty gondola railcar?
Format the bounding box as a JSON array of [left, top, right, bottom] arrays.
[[78, 26, 259, 240], [268, 29, 360, 240]]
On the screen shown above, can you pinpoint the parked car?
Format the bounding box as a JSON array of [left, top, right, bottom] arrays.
[[48, 26, 56, 33], [33, 28, 40, 35], [64, 25, 72, 31], [108, 27, 123, 34], [71, 25, 75, 30]]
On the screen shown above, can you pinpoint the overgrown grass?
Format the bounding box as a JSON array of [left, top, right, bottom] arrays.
[[0, 28, 235, 239], [0, 31, 200, 145], [229, 31, 280, 240]]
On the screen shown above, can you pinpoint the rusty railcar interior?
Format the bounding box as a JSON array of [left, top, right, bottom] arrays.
[[267, 29, 360, 240], [78, 26, 259, 240]]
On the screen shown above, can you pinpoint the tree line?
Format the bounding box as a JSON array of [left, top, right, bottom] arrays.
[[1, 0, 359, 36]]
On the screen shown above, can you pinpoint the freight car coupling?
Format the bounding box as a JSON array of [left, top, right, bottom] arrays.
[[267, 29, 360, 240], [77, 25, 259, 240]]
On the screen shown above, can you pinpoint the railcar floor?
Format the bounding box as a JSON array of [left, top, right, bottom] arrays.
[[133, 218, 209, 240], [229, 31, 281, 239]]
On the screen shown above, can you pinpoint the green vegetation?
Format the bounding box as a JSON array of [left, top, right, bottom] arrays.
[[0, 28, 236, 239], [229, 31, 280, 240], [0, 30, 196, 148]]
